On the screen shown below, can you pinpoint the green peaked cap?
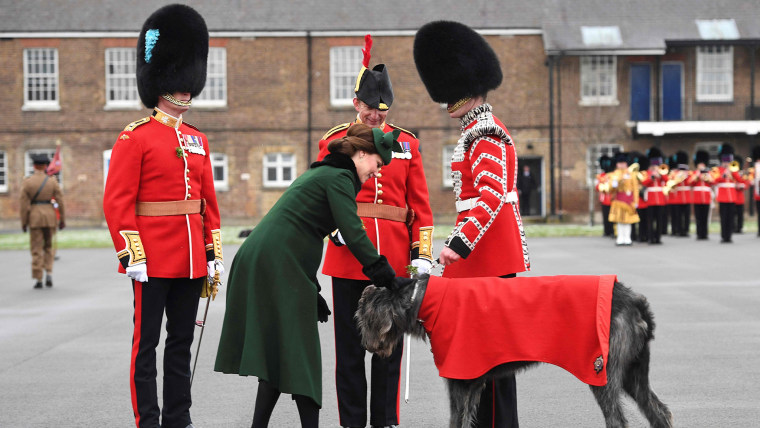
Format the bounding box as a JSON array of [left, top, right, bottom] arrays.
[[372, 128, 401, 165]]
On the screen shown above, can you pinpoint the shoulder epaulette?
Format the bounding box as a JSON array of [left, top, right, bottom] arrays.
[[388, 123, 416, 139], [183, 121, 201, 132], [321, 123, 351, 141], [123, 117, 150, 132]]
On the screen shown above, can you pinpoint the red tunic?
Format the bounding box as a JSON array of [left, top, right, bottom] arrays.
[[103, 109, 222, 279], [686, 171, 713, 206], [641, 173, 667, 206], [734, 179, 747, 205], [595, 173, 611, 206], [318, 121, 434, 279], [714, 167, 743, 203], [754, 162, 760, 201], [417, 275, 615, 386], [443, 104, 529, 278]]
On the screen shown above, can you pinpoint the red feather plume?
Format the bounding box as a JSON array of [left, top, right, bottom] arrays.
[[362, 34, 373, 68]]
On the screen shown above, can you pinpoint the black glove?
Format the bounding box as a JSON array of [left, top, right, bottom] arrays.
[[317, 294, 331, 323], [362, 255, 396, 289]]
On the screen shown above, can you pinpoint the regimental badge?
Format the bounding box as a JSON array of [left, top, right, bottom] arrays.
[[594, 355, 605, 374], [182, 134, 206, 155], [392, 140, 412, 160]]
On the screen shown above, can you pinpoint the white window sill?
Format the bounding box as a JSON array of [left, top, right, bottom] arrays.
[[579, 98, 619, 107], [22, 104, 60, 111]]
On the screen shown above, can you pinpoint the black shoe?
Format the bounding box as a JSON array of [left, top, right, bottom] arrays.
[[720, 239, 733, 243], [45, 276, 53, 287], [33, 281, 43, 289]]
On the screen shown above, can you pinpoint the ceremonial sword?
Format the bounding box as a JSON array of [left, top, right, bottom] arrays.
[[190, 269, 220, 387]]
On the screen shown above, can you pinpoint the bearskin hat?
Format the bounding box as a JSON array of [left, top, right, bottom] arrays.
[[718, 143, 734, 162], [630, 151, 649, 171], [752, 145, 760, 162], [136, 4, 209, 109], [675, 150, 689, 170], [614, 151, 629, 165], [413, 21, 502, 105], [354, 35, 393, 111], [646, 147, 664, 165], [598, 155, 614, 173], [694, 150, 710, 166]]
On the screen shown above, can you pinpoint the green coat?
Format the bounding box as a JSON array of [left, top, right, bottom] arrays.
[[214, 154, 381, 407]]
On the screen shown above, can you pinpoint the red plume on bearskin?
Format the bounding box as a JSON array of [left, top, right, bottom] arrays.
[[362, 34, 373, 69]]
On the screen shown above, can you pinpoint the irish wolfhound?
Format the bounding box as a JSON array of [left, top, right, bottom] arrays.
[[355, 274, 672, 428]]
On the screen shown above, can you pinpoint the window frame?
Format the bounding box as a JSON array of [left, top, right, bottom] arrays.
[[586, 143, 623, 187], [193, 47, 228, 108], [696, 46, 733, 103], [329, 46, 363, 108], [22, 48, 60, 111], [262, 152, 296, 188], [0, 150, 8, 193], [25, 149, 63, 189], [442, 144, 456, 188], [211, 152, 229, 191], [693, 142, 723, 168], [579, 55, 618, 106], [104, 48, 141, 110]]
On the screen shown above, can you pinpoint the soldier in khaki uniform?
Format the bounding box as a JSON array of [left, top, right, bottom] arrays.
[[20, 154, 65, 288]]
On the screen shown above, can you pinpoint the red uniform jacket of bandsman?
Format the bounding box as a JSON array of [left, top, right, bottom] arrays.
[[641, 172, 667, 206], [671, 172, 691, 204], [755, 162, 760, 201], [317, 121, 434, 279], [417, 275, 615, 386], [103, 110, 222, 279], [734, 176, 748, 205], [686, 171, 713, 205], [635, 171, 648, 209], [443, 104, 529, 278], [595, 173, 612, 206], [714, 167, 743, 204]]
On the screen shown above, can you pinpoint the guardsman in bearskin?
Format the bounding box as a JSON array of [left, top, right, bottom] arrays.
[[640, 147, 667, 244], [733, 153, 749, 233], [753, 145, 760, 237], [686, 150, 714, 240], [714, 143, 743, 243], [102, 5, 222, 428], [20, 154, 65, 288], [669, 151, 691, 237], [595, 155, 615, 238], [629, 152, 649, 242], [316, 34, 433, 428], [415, 20, 530, 428]]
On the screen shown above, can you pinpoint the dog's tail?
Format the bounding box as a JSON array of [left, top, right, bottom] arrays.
[[633, 286, 656, 341]]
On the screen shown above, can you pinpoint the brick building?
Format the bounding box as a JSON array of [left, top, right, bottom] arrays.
[[1, 0, 758, 228]]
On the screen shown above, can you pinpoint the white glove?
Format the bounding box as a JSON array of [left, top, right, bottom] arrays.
[[611, 180, 619, 188], [208, 260, 224, 278], [411, 258, 433, 275], [126, 263, 148, 283]]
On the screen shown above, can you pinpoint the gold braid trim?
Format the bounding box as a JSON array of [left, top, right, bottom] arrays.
[[447, 97, 472, 114], [162, 93, 192, 107], [118, 231, 146, 266], [418, 226, 434, 260]]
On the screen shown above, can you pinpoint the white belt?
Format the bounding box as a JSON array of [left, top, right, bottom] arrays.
[[716, 183, 735, 188], [693, 186, 712, 191], [648, 186, 663, 191], [456, 191, 518, 212]]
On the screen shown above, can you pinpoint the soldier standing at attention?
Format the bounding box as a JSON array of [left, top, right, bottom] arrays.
[[102, 5, 222, 428], [20, 153, 65, 289]]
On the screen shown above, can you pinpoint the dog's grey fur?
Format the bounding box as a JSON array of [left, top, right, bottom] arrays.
[[355, 274, 673, 428]]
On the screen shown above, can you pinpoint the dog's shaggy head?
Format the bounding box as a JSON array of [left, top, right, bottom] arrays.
[[355, 276, 428, 357]]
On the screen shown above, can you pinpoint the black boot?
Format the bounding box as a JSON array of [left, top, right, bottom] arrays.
[[45, 275, 53, 287], [33, 281, 43, 289]]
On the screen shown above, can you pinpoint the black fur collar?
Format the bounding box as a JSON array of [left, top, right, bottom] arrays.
[[310, 153, 362, 194]]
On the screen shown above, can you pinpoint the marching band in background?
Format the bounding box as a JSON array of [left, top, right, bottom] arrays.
[[596, 144, 757, 245]]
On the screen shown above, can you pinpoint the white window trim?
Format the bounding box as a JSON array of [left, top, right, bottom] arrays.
[[194, 47, 228, 108], [263, 152, 296, 188], [586, 144, 623, 186], [442, 144, 456, 188], [696, 46, 733, 103], [330, 46, 362, 108], [579, 55, 618, 106], [104, 48, 141, 110], [25, 149, 62, 190], [103, 149, 111, 188], [0, 150, 8, 193], [211, 152, 229, 191], [22, 48, 60, 111]]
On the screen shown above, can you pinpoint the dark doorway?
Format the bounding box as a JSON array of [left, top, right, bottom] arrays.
[[516, 157, 543, 217]]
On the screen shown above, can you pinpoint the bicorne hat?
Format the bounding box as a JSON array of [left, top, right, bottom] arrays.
[[136, 4, 209, 109], [354, 35, 393, 111], [413, 21, 502, 107]]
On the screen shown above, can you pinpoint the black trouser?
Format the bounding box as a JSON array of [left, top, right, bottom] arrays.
[[669, 204, 681, 235], [648, 205, 665, 243], [694, 204, 710, 239], [735, 203, 744, 232], [679, 204, 691, 236], [252, 380, 319, 428], [660, 205, 669, 236], [719, 202, 735, 242], [637, 207, 649, 242], [333, 277, 403, 427], [475, 273, 519, 428], [601, 204, 613, 237], [131, 277, 203, 428]]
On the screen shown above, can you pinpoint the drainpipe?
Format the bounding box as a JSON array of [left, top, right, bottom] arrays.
[[306, 31, 313, 165], [557, 55, 563, 217], [547, 54, 556, 217]]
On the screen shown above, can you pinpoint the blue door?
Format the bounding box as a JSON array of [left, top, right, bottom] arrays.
[[630, 64, 651, 121], [661, 63, 683, 121]]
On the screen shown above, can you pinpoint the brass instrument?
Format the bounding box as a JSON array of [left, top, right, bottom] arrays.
[[663, 169, 688, 196], [729, 160, 740, 173], [709, 166, 721, 182], [596, 173, 610, 193], [657, 163, 669, 176], [699, 168, 714, 183], [628, 162, 640, 174]]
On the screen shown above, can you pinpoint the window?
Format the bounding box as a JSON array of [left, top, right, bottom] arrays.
[[263, 153, 296, 187], [105, 48, 140, 109], [693, 142, 722, 168], [330, 46, 363, 107], [580, 56, 617, 105], [442, 145, 456, 188], [211, 152, 229, 191], [194, 47, 227, 107], [581, 26, 622, 47], [696, 46, 733, 102], [586, 144, 623, 186], [23, 48, 59, 110], [25, 149, 62, 189], [0, 151, 7, 193]]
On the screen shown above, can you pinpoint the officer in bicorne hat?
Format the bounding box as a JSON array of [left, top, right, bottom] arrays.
[[102, 4, 223, 428], [316, 34, 434, 428], [415, 20, 530, 428]]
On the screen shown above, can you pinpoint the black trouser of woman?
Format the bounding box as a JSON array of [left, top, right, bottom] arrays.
[[475, 272, 519, 428], [252, 380, 319, 428], [693, 204, 710, 239], [719, 202, 735, 242]]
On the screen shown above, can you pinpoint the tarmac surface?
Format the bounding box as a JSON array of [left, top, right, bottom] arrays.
[[1, 232, 759, 427]]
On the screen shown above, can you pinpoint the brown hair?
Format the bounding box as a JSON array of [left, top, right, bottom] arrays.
[[327, 123, 377, 157]]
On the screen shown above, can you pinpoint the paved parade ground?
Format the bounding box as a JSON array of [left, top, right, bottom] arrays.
[[1, 233, 759, 427]]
